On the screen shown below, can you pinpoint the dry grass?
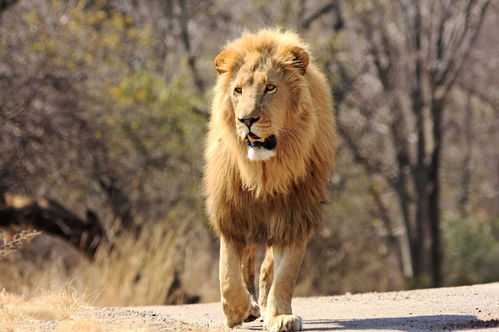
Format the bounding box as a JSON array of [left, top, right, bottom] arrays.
[[73, 222, 181, 306], [0, 289, 161, 331], [0, 230, 41, 260], [0, 218, 221, 331], [0, 289, 221, 332], [0, 219, 215, 306]]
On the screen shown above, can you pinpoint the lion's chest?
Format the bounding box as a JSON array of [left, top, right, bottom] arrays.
[[219, 178, 324, 245]]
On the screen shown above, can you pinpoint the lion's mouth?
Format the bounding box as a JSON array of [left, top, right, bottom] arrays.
[[245, 133, 277, 150]]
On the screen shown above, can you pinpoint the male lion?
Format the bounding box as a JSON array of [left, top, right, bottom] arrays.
[[204, 29, 336, 332]]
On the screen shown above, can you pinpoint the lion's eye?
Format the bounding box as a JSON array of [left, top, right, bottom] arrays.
[[265, 84, 277, 93], [234, 87, 242, 94]]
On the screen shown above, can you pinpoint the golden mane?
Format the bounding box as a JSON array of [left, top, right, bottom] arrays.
[[204, 29, 336, 245]]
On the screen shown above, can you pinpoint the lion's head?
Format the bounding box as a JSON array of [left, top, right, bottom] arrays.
[[206, 29, 335, 197], [213, 30, 315, 163]]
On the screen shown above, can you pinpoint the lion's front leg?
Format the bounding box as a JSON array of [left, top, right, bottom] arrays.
[[264, 239, 307, 332], [219, 236, 254, 328]]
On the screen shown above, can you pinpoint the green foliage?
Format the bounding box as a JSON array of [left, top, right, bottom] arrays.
[[2, 0, 206, 225], [22, 1, 150, 70], [104, 71, 203, 158], [444, 214, 499, 285]]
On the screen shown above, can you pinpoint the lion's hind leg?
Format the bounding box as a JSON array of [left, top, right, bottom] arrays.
[[242, 243, 260, 322], [258, 246, 274, 322]]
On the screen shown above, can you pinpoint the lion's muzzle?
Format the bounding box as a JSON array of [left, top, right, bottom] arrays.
[[246, 133, 277, 150]]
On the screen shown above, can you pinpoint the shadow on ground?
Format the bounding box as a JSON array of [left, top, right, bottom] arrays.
[[241, 315, 499, 331], [299, 315, 499, 331]]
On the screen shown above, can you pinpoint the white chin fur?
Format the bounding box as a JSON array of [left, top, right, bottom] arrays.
[[247, 147, 276, 161]]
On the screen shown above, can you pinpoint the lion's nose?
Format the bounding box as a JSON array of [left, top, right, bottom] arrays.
[[238, 116, 260, 129]]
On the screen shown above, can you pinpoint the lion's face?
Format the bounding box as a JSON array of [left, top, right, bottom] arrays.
[[214, 36, 310, 163], [230, 62, 293, 162]]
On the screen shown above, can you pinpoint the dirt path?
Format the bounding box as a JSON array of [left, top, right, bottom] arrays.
[[132, 282, 499, 331]]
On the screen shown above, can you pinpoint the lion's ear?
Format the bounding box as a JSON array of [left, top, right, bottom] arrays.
[[282, 46, 309, 75], [214, 49, 234, 75]]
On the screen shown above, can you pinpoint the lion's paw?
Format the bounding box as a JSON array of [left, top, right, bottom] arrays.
[[265, 314, 302, 332], [259, 306, 267, 322], [244, 300, 260, 322], [221, 298, 247, 328]]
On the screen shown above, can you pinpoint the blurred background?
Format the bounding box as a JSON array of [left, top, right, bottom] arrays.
[[0, 0, 498, 306]]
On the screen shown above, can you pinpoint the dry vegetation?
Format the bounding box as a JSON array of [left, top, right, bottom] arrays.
[[0, 230, 41, 260], [0, 288, 216, 331], [0, 231, 211, 331], [0, 0, 498, 316], [0, 223, 208, 306]]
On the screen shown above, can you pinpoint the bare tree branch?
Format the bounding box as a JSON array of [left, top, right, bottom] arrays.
[[301, 0, 343, 31]]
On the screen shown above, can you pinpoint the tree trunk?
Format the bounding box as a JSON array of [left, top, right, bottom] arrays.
[[459, 92, 474, 218], [428, 99, 445, 287], [410, 0, 433, 285]]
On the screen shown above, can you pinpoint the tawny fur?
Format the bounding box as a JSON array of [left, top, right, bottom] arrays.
[[204, 29, 336, 247]]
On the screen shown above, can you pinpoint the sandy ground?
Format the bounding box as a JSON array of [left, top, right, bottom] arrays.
[[131, 282, 499, 331]]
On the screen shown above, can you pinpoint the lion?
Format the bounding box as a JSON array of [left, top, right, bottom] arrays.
[[204, 29, 336, 332]]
